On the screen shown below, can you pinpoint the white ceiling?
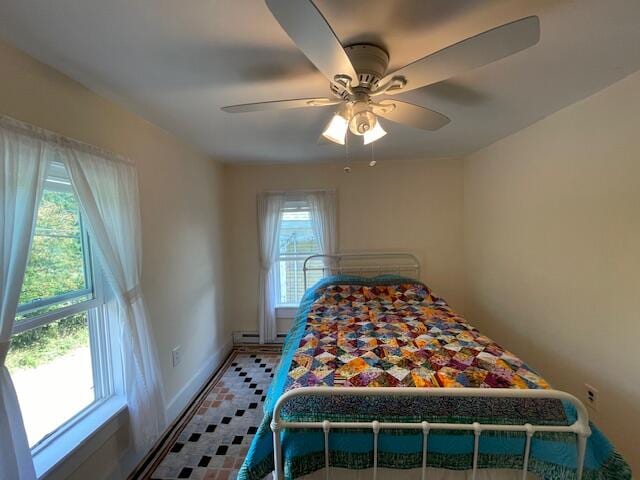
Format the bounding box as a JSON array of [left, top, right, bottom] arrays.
[[1, 0, 639, 164]]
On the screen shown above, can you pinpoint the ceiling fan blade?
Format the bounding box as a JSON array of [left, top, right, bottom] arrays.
[[381, 16, 540, 93], [377, 100, 450, 131], [221, 97, 341, 113], [265, 0, 358, 85]]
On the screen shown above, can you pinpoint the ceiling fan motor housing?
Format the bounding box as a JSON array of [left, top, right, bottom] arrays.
[[345, 44, 390, 90]]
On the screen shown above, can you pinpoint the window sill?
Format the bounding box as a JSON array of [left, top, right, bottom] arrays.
[[276, 305, 299, 319], [33, 396, 127, 478]]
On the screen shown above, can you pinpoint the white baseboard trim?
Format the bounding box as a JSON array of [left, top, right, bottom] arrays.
[[232, 331, 287, 344], [165, 336, 234, 422]]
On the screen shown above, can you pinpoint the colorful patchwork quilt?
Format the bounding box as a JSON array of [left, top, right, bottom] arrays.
[[239, 275, 632, 480]]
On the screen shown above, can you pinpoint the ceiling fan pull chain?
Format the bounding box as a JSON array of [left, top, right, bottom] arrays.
[[344, 130, 351, 173], [369, 142, 376, 167]]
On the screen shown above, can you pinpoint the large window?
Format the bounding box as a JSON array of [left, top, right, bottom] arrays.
[[7, 162, 118, 451], [276, 200, 323, 305]]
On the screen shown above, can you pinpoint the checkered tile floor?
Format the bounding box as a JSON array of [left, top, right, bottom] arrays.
[[147, 349, 280, 480]]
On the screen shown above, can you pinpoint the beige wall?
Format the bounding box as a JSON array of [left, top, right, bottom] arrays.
[[463, 70, 640, 471], [0, 38, 230, 478], [224, 158, 465, 334]]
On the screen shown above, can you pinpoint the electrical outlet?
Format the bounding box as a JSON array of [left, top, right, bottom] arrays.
[[172, 346, 182, 368], [584, 384, 599, 411]]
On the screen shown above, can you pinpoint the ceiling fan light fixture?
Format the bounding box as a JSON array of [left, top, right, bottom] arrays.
[[348, 101, 377, 136], [363, 120, 387, 145], [322, 113, 349, 145]]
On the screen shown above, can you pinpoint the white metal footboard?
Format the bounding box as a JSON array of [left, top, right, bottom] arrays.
[[271, 387, 591, 480]]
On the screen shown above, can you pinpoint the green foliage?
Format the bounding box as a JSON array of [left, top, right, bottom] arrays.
[[19, 190, 86, 306], [9, 189, 91, 370], [7, 314, 89, 370]]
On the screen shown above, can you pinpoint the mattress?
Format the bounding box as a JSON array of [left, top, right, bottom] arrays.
[[239, 275, 631, 480]]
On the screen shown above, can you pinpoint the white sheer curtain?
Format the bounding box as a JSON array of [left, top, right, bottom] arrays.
[[0, 121, 49, 480], [62, 149, 166, 453], [256, 192, 285, 343], [305, 190, 338, 255]]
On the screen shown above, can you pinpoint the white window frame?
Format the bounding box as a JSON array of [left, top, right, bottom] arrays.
[[275, 199, 320, 307], [10, 161, 125, 477], [14, 212, 98, 335]]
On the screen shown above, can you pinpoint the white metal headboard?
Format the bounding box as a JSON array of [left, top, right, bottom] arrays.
[[303, 252, 420, 289]]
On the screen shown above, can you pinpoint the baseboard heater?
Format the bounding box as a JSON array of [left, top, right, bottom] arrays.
[[233, 331, 287, 344]]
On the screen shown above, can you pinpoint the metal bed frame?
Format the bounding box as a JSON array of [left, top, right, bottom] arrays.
[[303, 252, 421, 290], [269, 253, 591, 480]]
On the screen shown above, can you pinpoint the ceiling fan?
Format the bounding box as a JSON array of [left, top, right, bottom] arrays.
[[222, 0, 540, 146]]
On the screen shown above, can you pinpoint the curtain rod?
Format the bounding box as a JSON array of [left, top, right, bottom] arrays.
[[0, 115, 134, 166]]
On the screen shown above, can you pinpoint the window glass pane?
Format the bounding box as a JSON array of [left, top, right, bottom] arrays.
[[277, 201, 323, 304], [278, 208, 319, 255], [278, 258, 324, 304], [7, 312, 95, 447], [18, 188, 90, 311]]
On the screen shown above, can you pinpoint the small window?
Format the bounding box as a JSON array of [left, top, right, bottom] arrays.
[[7, 162, 118, 450], [276, 200, 323, 305]]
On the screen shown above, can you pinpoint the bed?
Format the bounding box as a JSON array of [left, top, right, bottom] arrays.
[[239, 253, 631, 480]]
